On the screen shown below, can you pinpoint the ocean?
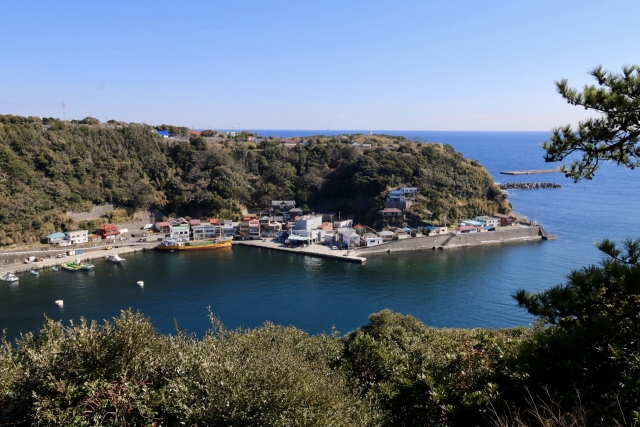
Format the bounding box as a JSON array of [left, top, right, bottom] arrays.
[[2, 131, 638, 340]]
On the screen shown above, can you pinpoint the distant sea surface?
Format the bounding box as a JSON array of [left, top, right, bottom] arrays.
[[2, 131, 639, 340]]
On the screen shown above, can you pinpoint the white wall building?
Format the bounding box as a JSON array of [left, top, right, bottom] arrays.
[[170, 225, 190, 240], [380, 230, 395, 242], [192, 224, 218, 240], [294, 214, 323, 231], [290, 229, 321, 243], [400, 187, 418, 197], [334, 219, 353, 229], [324, 232, 338, 245], [342, 231, 361, 248], [365, 237, 383, 247], [65, 230, 88, 244], [475, 216, 500, 228]]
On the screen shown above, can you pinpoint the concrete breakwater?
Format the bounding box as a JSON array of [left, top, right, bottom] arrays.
[[498, 182, 562, 190], [500, 169, 561, 175], [353, 226, 553, 256]]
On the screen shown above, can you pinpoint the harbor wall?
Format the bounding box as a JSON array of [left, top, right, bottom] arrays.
[[0, 244, 154, 273], [353, 226, 547, 256], [352, 234, 450, 255], [442, 226, 542, 248]]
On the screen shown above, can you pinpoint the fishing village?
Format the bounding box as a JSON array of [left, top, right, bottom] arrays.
[[0, 184, 555, 281]]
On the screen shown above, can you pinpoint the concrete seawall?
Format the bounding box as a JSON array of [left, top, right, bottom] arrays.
[[353, 226, 551, 256], [353, 235, 451, 255], [442, 226, 542, 248]]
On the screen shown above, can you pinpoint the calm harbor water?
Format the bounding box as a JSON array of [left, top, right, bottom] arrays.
[[2, 131, 639, 340]]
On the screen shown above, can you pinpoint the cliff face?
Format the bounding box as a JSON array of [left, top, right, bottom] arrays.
[[0, 115, 508, 245]]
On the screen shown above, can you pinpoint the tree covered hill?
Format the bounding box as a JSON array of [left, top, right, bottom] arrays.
[[0, 114, 508, 245]]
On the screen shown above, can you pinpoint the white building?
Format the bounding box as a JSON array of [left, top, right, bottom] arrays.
[[380, 230, 395, 242], [295, 214, 323, 231], [388, 189, 407, 202], [365, 237, 383, 247], [65, 230, 88, 244], [192, 224, 218, 240], [324, 232, 338, 246], [290, 229, 321, 243], [343, 232, 361, 248], [333, 219, 353, 229], [399, 187, 418, 197], [170, 225, 190, 240], [475, 216, 500, 228], [427, 225, 448, 235]]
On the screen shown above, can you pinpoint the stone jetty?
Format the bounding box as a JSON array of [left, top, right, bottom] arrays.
[[498, 182, 562, 190], [500, 169, 561, 175]]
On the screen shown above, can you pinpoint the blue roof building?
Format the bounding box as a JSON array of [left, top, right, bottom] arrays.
[[46, 231, 67, 244], [157, 130, 169, 137]]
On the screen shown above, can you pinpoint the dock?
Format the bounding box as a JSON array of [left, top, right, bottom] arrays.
[[500, 169, 561, 175], [0, 244, 155, 275], [233, 239, 366, 264]]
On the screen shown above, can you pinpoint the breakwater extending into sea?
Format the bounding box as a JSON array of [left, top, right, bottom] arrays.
[[498, 182, 562, 190]]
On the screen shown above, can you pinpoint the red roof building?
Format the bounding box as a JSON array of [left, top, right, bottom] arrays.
[[97, 224, 120, 237]]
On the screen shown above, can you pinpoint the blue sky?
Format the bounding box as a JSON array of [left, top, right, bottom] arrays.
[[1, 1, 638, 130]]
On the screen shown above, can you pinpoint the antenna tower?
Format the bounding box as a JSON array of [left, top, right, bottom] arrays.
[[61, 100, 66, 126]]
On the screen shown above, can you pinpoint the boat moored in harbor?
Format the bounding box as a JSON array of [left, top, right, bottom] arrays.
[[106, 254, 126, 263], [155, 236, 232, 251], [1, 273, 19, 282]]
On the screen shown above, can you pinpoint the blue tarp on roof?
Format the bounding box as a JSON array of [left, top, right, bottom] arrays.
[[157, 130, 169, 136], [46, 232, 66, 239]]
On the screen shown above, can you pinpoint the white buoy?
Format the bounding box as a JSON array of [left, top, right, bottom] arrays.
[[55, 300, 64, 307], [137, 281, 144, 287]]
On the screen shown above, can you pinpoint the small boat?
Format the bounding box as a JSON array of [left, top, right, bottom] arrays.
[[30, 269, 39, 276], [106, 254, 126, 263], [52, 266, 59, 272], [80, 261, 95, 270], [1, 273, 19, 282], [61, 261, 81, 271], [55, 300, 64, 307]]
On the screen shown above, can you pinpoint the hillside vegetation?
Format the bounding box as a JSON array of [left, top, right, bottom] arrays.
[[0, 115, 508, 245]]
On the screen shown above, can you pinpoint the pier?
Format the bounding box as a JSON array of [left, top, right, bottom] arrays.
[[233, 239, 366, 263], [0, 244, 154, 275], [500, 169, 561, 175]]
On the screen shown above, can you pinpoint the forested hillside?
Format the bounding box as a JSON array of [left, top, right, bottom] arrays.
[[0, 115, 508, 245]]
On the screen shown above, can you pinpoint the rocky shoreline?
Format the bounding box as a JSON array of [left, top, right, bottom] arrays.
[[498, 182, 562, 190]]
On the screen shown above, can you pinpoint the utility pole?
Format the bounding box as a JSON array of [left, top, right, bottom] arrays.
[[61, 100, 66, 127]]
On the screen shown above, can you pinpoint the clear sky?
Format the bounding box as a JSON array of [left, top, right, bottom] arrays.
[[1, 1, 638, 131]]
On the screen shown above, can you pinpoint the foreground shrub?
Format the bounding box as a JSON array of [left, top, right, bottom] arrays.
[[340, 309, 529, 426], [0, 311, 379, 426], [513, 239, 640, 423]]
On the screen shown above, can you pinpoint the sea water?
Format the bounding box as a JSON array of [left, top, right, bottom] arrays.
[[1, 131, 638, 340]]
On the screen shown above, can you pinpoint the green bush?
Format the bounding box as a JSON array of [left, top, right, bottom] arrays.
[[340, 310, 528, 426]]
